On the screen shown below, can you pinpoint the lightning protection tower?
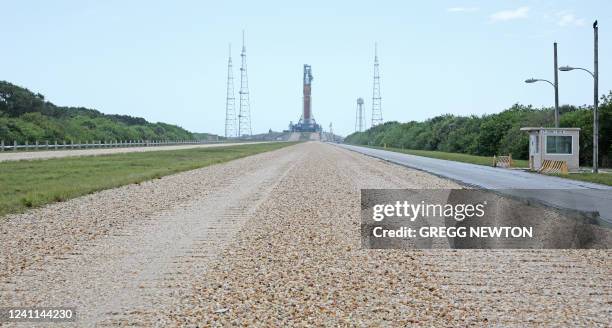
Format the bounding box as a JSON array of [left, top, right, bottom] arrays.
[[371, 43, 383, 127], [238, 30, 252, 137], [355, 97, 366, 132], [224, 44, 237, 138]]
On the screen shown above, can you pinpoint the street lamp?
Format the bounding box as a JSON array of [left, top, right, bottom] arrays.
[[524, 77, 559, 127], [525, 78, 555, 87], [524, 43, 560, 127], [558, 21, 599, 173], [559, 65, 594, 77]]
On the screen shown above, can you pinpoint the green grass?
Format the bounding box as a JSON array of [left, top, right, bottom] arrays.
[[555, 173, 612, 186], [0, 142, 297, 217], [369, 145, 530, 168]]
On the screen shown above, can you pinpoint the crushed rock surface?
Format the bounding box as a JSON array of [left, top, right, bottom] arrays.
[[163, 143, 610, 326], [1, 142, 610, 327]]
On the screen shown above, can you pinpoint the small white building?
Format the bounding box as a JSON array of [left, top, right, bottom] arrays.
[[520, 127, 581, 171]]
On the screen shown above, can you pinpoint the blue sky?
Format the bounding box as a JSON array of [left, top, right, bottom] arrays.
[[1, 0, 610, 136]]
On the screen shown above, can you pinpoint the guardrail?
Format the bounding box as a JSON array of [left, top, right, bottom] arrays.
[[0, 139, 225, 152]]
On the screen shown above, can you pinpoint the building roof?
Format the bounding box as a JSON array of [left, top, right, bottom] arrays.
[[520, 127, 581, 132]]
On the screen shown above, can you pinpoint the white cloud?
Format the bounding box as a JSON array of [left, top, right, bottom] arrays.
[[489, 7, 530, 22], [556, 11, 585, 27], [447, 7, 479, 13]]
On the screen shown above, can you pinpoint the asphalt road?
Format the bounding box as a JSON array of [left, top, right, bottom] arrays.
[[338, 144, 612, 226]]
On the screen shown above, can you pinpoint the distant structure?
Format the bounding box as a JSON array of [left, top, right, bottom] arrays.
[[355, 97, 366, 132], [329, 122, 334, 142], [371, 43, 383, 127], [224, 44, 237, 138], [290, 64, 321, 132], [238, 30, 252, 137]]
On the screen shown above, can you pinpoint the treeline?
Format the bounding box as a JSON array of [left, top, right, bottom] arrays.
[[345, 92, 612, 167], [0, 81, 197, 142]]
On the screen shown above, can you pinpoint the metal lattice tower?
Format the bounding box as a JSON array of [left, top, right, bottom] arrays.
[[224, 44, 237, 138], [371, 43, 383, 127], [238, 30, 252, 137], [329, 122, 334, 142], [355, 97, 365, 132]]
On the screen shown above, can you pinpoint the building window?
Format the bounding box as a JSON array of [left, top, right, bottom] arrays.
[[535, 135, 539, 153], [546, 135, 572, 154]]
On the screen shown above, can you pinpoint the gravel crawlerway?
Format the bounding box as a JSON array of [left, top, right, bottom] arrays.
[[163, 143, 610, 326], [1, 142, 610, 326], [0, 143, 302, 326]]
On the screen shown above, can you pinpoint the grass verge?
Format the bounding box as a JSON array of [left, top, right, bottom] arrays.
[[360, 145, 612, 186], [0, 142, 297, 217], [367, 145, 530, 168], [555, 173, 612, 186]]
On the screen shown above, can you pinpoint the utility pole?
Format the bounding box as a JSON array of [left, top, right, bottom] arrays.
[[525, 42, 559, 123], [553, 42, 559, 127], [225, 44, 237, 138], [593, 20, 599, 173], [558, 21, 599, 173]]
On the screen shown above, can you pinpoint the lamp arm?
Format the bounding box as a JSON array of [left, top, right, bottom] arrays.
[[574, 67, 595, 78]]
